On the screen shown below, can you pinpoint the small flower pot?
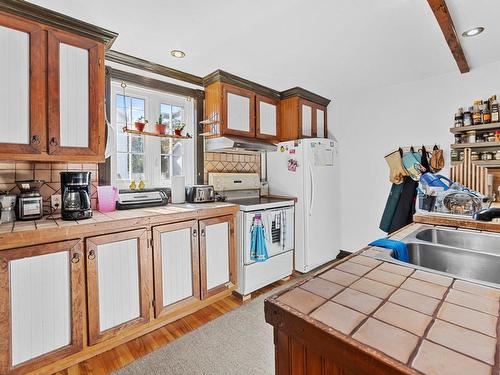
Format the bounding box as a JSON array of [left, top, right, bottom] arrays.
[[134, 122, 146, 132], [154, 123, 167, 135], [174, 129, 182, 136]]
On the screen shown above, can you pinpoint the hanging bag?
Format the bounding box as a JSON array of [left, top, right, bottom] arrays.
[[430, 145, 445, 172]]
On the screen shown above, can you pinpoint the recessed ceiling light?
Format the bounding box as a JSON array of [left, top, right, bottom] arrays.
[[171, 50, 186, 58], [462, 27, 485, 37]]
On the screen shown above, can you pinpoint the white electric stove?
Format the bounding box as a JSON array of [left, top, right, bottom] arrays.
[[209, 173, 295, 298]]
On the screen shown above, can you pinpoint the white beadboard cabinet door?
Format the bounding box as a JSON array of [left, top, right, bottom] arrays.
[[47, 29, 105, 159], [256, 95, 280, 143], [199, 215, 236, 299], [86, 229, 151, 345], [0, 14, 46, 156], [152, 220, 200, 318], [316, 108, 325, 138], [0, 240, 84, 374], [301, 103, 313, 137], [222, 84, 255, 138]]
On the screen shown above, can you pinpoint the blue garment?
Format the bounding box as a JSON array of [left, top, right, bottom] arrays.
[[369, 238, 409, 262], [250, 221, 269, 262]]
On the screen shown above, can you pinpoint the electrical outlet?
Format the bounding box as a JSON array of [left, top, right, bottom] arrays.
[[51, 194, 61, 210]]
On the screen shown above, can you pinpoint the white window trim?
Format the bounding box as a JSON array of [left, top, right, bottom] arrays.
[[110, 81, 195, 189]]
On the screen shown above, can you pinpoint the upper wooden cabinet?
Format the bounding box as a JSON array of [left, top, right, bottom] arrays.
[[204, 81, 280, 142], [256, 95, 280, 143], [0, 10, 114, 162], [47, 29, 105, 158], [280, 96, 328, 141]]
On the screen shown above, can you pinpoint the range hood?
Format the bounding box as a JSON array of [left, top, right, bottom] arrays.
[[204, 136, 277, 153]]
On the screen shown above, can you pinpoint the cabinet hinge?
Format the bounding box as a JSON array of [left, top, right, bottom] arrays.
[[149, 238, 153, 248], [152, 300, 156, 308]]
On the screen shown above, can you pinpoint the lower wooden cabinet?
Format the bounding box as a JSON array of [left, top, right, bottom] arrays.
[[199, 215, 236, 299], [85, 229, 151, 345], [0, 240, 84, 374], [152, 220, 200, 318]]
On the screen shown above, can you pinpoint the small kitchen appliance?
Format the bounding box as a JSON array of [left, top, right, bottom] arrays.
[[60, 172, 92, 220], [0, 194, 17, 223], [116, 188, 169, 209], [185, 185, 215, 203], [16, 180, 44, 220], [209, 172, 295, 298]]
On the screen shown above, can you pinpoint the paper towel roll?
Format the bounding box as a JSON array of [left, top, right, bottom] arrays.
[[171, 175, 186, 204]]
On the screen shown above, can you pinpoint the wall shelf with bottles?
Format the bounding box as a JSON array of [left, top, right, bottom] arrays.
[[451, 159, 500, 168], [450, 141, 500, 150], [450, 123, 500, 134], [122, 127, 192, 139]]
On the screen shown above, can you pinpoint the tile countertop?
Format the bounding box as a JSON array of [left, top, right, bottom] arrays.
[[265, 223, 500, 375], [0, 202, 239, 251]]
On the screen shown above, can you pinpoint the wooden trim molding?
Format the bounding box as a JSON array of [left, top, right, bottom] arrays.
[[106, 50, 204, 87], [0, 0, 118, 48], [107, 66, 204, 99], [0, 240, 84, 375], [85, 229, 151, 346], [427, 0, 470, 74], [281, 87, 331, 107], [203, 69, 281, 101]]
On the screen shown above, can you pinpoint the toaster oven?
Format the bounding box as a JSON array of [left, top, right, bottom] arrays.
[[185, 185, 215, 203]]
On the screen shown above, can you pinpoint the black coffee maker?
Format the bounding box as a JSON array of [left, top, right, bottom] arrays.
[[60, 172, 92, 220]]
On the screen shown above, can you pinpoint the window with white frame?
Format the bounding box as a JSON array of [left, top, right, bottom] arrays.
[[110, 82, 194, 189]]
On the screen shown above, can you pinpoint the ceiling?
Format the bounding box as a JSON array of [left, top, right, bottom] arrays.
[[30, 0, 500, 99]]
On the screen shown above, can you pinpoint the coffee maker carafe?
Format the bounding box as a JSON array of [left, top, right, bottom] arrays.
[[61, 172, 92, 220]]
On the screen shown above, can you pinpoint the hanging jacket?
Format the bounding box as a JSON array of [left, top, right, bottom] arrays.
[[388, 177, 418, 233]]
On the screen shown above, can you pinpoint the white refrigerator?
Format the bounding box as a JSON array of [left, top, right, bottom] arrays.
[[267, 138, 339, 273]]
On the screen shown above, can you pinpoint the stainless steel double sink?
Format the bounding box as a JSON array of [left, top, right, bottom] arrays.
[[376, 225, 500, 288]]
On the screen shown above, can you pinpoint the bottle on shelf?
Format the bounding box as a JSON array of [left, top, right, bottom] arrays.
[[454, 107, 464, 127], [472, 100, 482, 125], [463, 107, 473, 126], [481, 100, 491, 124], [491, 95, 499, 123]]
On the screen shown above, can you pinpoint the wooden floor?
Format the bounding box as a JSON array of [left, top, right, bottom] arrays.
[[54, 279, 292, 375]]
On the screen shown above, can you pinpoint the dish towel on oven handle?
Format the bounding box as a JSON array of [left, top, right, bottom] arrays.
[[250, 214, 269, 262]]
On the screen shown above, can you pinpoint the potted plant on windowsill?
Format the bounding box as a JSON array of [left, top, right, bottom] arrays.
[[134, 116, 148, 132], [173, 120, 186, 136], [154, 114, 167, 135]]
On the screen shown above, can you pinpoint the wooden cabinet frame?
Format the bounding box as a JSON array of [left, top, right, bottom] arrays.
[[0, 12, 46, 155], [47, 28, 105, 158], [152, 220, 200, 318], [0, 240, 84, 375], [86, 229, 151, 345], [221, 84, 256, 138], [298, 98, 317, 138], [199, 215, 237, 299], [256, 94, 280, 143]]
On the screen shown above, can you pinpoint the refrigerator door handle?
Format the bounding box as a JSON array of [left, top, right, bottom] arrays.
[[309, 164, 315, 216]]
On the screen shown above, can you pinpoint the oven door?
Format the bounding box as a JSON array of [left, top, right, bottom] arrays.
[[243, 207, 294, 265]]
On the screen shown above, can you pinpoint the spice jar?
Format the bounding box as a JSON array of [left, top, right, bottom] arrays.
[[496, 130, 500, 142], [481, 152, 493, 161], [467, 130, 476, 143], [481, 101, 491, 124], [487, 132, 496, 142], [454, 107, 464, 127], [463, 108, 473, 126], [451, 150, 459, 161], [454, 134, 462, 144], [491, 96, 499, 123], [472, 101, 482, 125], [495, 150, 500, 160], [459, 151, 465, 161], [471, 151, 480, 161]]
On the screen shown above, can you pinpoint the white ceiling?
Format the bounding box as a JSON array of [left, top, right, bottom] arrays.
[[31, 0, 500, 99]]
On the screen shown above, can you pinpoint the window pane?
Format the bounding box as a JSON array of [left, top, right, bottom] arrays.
[[160, 139, 171, 154], [131, 154, 144, 175], [172, 106, 183, 124], [161, 155, 170, 180], [131, 98, 144, 111], [131, 136, 144, 153], [116, 108, 127, 123], [116, 132, 129, 153], [172, 140, 183, 156], [116, 153, 129, 180], [132, 109, 144, 123], [172, 155, 182, 177], [160, 104, 171, 128]]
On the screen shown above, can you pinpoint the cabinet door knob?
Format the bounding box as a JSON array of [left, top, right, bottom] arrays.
[[193, 229, 197, 237], [201, 229, 206, 237], [88, 250, 96, 260], [71, 253, 81, 263], [49, 137, 58, 146], [31, 135, 40, 144]]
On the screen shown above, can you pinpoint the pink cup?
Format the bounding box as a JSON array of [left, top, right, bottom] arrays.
[[97, 186, 119, 212]]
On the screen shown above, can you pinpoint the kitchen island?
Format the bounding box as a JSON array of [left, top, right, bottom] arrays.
[[265, 221, 500, 375]]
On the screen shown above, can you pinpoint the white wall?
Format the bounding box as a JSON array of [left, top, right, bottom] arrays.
[[335, 60, 500, 252]]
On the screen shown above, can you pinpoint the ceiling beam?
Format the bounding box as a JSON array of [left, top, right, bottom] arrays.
[[427, 0, 469, 73]]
